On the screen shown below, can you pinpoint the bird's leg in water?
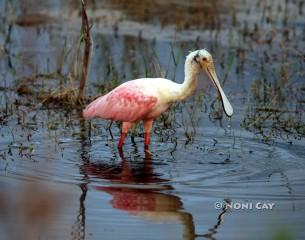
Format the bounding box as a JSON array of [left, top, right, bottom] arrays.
[[144, 119, 153, 150], [118, 122, 133, 149]]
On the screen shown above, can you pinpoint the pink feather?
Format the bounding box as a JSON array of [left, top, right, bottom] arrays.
[[83, 81, 158, 122]]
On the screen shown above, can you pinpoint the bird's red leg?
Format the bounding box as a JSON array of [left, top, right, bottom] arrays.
[[144, 119, 153, 150], [118, 133, 127, 149], [118, 122, 133, 149], [144, 133, 150, 148]]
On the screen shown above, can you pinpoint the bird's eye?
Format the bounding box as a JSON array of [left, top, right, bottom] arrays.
[[202, 57, 207, 61]]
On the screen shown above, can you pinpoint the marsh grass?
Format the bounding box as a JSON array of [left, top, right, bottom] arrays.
[[13, 11, 94, 108], [242, 75, 305, 141], [1, 0, 304, 146], [11, 0, 93, 107]]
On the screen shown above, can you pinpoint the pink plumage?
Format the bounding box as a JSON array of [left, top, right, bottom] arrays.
[[83, 80, 158, 122]]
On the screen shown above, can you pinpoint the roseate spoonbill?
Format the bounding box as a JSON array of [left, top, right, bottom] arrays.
[[83, 49, 233, 149]]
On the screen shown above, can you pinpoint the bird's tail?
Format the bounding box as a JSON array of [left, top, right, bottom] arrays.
[[83, 102, 96, 119]]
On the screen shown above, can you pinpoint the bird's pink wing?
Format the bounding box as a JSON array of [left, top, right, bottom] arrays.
[[83, 82, 157, 122]]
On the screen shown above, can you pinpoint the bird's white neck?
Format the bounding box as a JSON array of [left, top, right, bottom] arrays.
[[175, 57, 200, 101]]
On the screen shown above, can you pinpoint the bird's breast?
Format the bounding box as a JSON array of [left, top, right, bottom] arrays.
[[143, 102, 172, 120]]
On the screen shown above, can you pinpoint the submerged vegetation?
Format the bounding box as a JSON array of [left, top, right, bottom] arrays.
[[243, 77, 305, 141], [1, 1, 305, 240], [0, 0, 304, 144]]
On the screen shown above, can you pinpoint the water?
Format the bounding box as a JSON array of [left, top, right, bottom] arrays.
[[0, 1, 305, 240]]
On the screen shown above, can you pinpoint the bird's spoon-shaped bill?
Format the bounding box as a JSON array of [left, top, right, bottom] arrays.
[[207, 66, 233, 117]]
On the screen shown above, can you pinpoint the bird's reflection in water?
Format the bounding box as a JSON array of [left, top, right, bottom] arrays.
[[81, 148, 230, 240]]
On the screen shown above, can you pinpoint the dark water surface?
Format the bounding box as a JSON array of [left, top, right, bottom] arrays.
[[0, 1, 305, 240]]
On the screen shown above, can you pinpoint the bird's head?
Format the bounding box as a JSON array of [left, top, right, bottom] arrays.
[[187, 49, 233, 117]]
